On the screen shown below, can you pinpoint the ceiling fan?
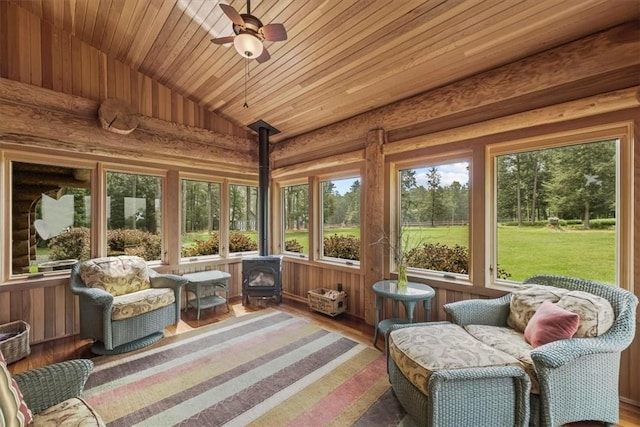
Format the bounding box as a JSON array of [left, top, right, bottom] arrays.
[[211, 1, 287, 63]]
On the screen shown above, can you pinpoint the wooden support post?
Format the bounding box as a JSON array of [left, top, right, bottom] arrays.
[[363, 129, 385, 326]]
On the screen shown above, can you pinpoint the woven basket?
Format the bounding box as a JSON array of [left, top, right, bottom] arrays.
[[0, 321, 31, 364], [308, 288, 347, 317]]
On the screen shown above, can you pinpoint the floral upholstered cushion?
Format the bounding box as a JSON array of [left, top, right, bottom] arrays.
[[32, 397, 105, 426], [389, 323, 520, 396], [111, 288, 175, 321], [507, 285, 569, 332], [556, 290, 614, 337], [79, 256, 151, 296], [465, 324, 539, 394]]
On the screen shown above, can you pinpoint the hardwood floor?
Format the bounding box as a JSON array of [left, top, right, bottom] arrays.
[[8, 297, 640, 426]]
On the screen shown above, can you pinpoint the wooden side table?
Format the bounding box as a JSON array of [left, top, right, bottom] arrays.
[[183, 270, 231, 320], [372, 280, 435, 349]]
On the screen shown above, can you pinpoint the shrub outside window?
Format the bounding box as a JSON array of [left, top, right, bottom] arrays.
[[321, 176, 361, 263], [398, 161, 470, 278], [282, 183, 309, 255], [181, 179, 221, 260], [106, 171, 162, 261], [10, 161, 92, 276], [229, 184, 259, 253], [493, 139, 618, 284]]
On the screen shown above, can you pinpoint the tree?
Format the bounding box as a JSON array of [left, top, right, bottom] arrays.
[[284, 184, 308, 230], [545, 140, 615, 227], [426, 167, 442, 226], [322, 181, 336, 224], [344, 180, 361, 225], [229, 184, 246, 230]]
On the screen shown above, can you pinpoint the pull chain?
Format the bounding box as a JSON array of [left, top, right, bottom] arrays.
[[243, 59, 249, 108]]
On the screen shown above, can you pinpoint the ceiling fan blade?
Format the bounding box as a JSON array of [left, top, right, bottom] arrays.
[[260, 23, 287, 41], [220, 4, 245, 26], [255, 46, 271, 63], [211, 36, 235, 45]]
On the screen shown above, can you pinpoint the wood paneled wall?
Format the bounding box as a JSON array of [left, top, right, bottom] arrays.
[[0, 1, 638, 406], [0, 2, 250, 139]]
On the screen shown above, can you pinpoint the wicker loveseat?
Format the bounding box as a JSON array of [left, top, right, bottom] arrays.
[[70, 255, 187, 355], [441, 275, 638, 427], [386, 275, 638, 426]]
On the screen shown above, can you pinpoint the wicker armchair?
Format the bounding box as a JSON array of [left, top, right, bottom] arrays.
[[70, 256, 187, 355], [443, 275, 638, 427], [13, 359, 104, 425]]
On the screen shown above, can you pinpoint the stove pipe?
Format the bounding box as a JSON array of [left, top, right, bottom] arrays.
[[258, 126, 269, 256], [249, 120, 280, 256]]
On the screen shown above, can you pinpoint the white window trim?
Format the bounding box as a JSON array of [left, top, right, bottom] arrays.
[[178, 175, 224, 263], [485, 122, 633, 291], [391, 150, 473, 282]]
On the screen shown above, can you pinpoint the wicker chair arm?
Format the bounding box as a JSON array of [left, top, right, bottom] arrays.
[[13, 359, 94, 414], [430, 365, 528, 384], [443, 295, 511, 327], [531, 336, 627, 368], [70, 285, 114, 306], [150, 274, 188, 290]]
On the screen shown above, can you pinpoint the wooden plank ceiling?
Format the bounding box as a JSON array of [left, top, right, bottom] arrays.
[[13, 0, 640, 143]]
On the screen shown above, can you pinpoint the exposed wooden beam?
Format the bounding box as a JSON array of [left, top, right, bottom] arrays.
[[272, 22, 640, 161], [385, 87, 640, 154], [0, 98, 257, 173], [362, 129, 385, 327], [0, 77, 257, 155]]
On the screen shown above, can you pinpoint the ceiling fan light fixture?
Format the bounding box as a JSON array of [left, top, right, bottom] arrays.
[[234, 33, 263, 58]]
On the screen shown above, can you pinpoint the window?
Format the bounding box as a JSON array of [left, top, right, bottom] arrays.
[[398, 161, 470, 277], [181, 179, 221, 260], [228, 184, 258, 253], [106, 171, 162, 261], [10, 161, 92, 276], [321, 176, 361, 263], [492, 138, 621, 285], [282, 183, 309, 255]]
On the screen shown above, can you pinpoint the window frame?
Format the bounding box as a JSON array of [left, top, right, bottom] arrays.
[[103, 164, 167, 265], [486, 123, 633, 291], [278, 178, 310, 258], [317, 171, 363, 267], [178, 173, 224, 264], [2, 151, 97, 281], [391, 151, 473, 282], [227, 179, 260, 257]]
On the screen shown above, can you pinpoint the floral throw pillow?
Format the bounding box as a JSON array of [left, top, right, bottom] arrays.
[[0, 350, 33, 426]]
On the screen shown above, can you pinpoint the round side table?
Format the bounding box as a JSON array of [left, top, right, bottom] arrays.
[[372, 280, 435, 349]]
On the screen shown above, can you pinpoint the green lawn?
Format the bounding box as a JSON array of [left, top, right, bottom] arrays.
[[286, 225, 615, 283], [176, 225, 616, 283]]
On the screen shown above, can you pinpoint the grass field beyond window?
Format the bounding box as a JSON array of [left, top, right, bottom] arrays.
[[283, 225, 615, 283]]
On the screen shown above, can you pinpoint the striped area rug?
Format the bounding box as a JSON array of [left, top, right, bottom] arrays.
[[83, 309, 414, 427]]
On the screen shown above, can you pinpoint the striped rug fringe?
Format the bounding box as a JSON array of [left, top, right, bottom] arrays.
[[83, 309, 412, 426]]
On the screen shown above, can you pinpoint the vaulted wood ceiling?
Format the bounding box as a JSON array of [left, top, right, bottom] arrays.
[[13, 0, 640, 143]]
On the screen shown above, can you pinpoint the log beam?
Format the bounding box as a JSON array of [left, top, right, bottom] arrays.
[[273, 22, 640, 161], [0, 98, 258, 173], [362, 129, 385, 326], [0, 77, 256, 157], [385, 87, 640, 154]]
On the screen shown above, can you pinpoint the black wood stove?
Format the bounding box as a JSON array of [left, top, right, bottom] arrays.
[[242, 120, 283, 305]]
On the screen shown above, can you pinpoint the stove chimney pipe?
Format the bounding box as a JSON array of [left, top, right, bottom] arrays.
[[248, 120, 280, 256]]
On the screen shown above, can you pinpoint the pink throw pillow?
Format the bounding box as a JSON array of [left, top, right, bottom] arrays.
[[524, 300, 580, 348]]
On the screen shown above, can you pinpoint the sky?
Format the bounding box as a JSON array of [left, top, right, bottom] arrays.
[[330, 161, 469, 195]]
